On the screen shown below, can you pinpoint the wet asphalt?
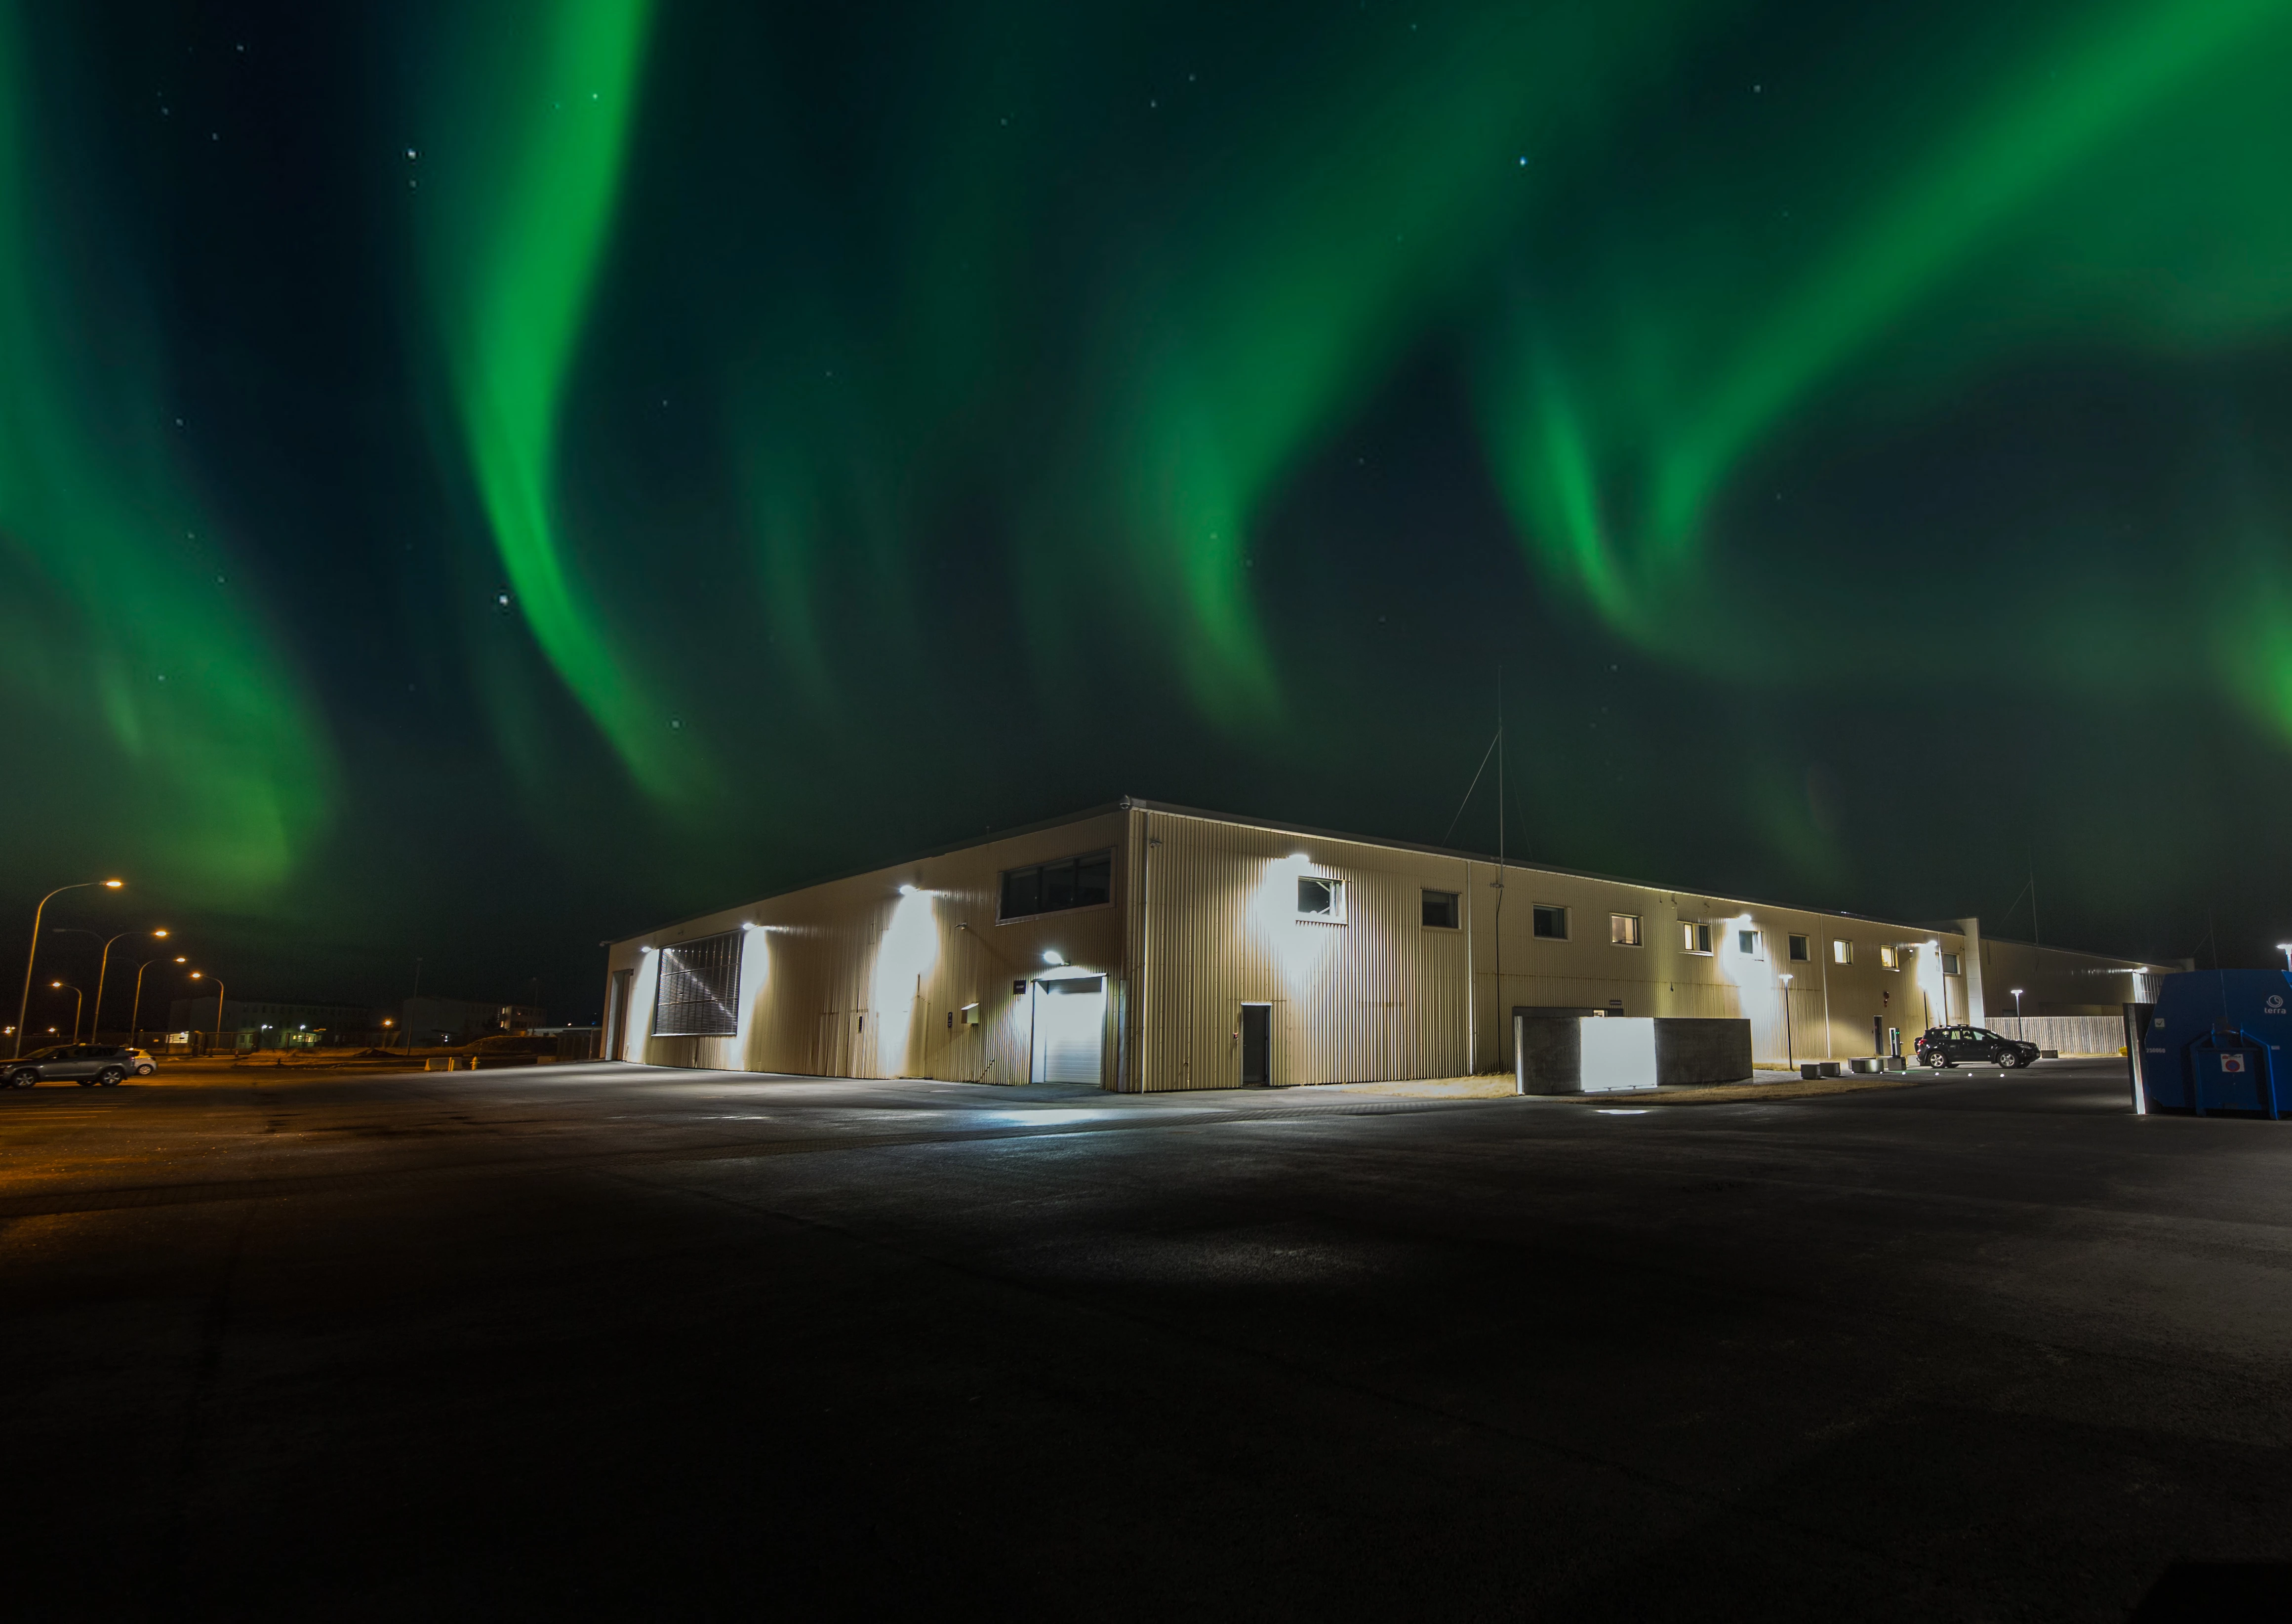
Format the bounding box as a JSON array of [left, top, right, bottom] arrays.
[[2, 1057, 2288, 1621]]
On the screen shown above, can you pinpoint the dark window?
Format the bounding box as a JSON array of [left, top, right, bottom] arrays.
[[1532, 905, 1568, 939], [1788, 934, 1810, 962], [1422, 890, 1459, 929], [652, 931, 743, 1037], [999, 849, 1114, 920], [1001, 865, 1041, 920], [1297, 876, 1341, 918]]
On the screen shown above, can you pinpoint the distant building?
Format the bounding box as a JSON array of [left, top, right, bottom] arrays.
[[400, 997, 545, 1044], [164, 999, 384, 1048], [603, 798, 2176, 1090]]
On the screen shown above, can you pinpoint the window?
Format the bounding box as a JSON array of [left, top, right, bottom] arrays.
[[1296, 876, 1345, 922], [1682, 922, 1713, 954], [1610, 912, 1643, 947], [1000, 850, 1113, 921], [1788, 934, 1810, 962], [1942, 952, 1962, 976], [1737, 929, 1762, 957], [1421, 890, 1459, 929], [1532, 905, 1568, 940], [653, 930, 743, 1037], [1833, 939, 1853, 965], [1879, 945, 1899, 970]]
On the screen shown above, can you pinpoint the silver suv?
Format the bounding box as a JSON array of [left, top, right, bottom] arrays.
[[6, 1044, 134, 1088]]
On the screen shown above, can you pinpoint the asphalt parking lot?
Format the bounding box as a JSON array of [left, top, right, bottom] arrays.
[[3, 1057, 2288, 1620]]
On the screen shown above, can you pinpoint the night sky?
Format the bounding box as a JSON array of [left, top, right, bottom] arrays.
[[5, 0, 2288, 1024]]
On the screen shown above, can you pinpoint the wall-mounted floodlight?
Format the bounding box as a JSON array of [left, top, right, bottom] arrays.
[[640, 945, 655, 954], [2278, 944, 2292, 972], [898, 883, 917, 895], [1043, 949, 1065, 966], [1288, 853, 1310, 862]]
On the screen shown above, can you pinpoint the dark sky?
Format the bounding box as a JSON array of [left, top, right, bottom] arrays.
[[5, 0, 2288, 1025]]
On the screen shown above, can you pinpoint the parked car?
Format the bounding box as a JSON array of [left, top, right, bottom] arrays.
[[125, 1048, 159, 1076], [1915, 1026, 2041, 1069], [5, 1044, 135, 1088]]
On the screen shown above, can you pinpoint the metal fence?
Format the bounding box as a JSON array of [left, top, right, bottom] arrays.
[[1985, 1015, 2127, 1055]]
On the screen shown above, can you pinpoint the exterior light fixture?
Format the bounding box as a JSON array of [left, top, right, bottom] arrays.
[[153, 929, 168, 938], [2011, 987, 2025, 1016], [1288, 853, 1309, 862], [898, 883, 917, 895], [1043, 950, 1065, 966], [2278, 944, 2292, 971], [102, 880, 123, 889]]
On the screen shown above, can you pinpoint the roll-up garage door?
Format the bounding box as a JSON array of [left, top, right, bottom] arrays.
[[1039, 977, 1106, 1085]]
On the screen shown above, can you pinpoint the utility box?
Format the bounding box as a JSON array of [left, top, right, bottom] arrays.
[[1514, 1014, 1751, 1094], [2136, 971, 2290, 1119]]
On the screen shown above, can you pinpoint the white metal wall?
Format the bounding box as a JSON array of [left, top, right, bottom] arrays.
[[607, 800, 2172, 1091], [603, 811, 1127, 1083]]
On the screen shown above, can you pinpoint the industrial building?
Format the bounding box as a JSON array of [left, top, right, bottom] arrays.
[[601, 799, 2173, 1092]]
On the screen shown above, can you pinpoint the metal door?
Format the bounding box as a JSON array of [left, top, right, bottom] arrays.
[[1037, 977, 1106, 1086], [1239, 1004, 1271, 1087]]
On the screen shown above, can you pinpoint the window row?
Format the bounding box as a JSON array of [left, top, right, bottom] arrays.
[[999, 850, 1113, 921]]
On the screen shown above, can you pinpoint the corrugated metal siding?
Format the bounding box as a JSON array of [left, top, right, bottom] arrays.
[[1134, 812, 1482, 1091], [606, 800, 2174, 1091], [617, 812, 1127, 1082], [1126, 810, 2168, 1085]]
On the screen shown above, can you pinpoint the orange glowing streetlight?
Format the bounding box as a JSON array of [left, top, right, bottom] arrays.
[[91, 927, 167, 1044], [189, 970, 227, 1052], [49, 980, 84, 1042], [131, 952, 189, 1046], [13, 879, 122, 1058]]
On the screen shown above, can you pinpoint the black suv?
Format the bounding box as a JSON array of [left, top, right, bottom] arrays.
[[1915, 1026, 2040, 1069], [6, 1044, 134, 1088]]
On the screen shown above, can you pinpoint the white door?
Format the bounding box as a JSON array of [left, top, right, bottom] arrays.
[[1037, 977, 1106, 1086]]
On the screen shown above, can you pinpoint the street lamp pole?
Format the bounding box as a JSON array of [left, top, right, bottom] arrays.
[[2278, 944, 2292, 973], [50, 981, 83, 1042], [190, 972, 227, 1054], [13, 879, 123, 1058], [90, 928, 167, 1044], [2011, 987, 2025, 1018], [1780, 974, 1795, 1069], [130, 954, 188, 1046]]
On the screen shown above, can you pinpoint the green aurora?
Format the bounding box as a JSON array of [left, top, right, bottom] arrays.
[[4, 0, 2291, 1002]]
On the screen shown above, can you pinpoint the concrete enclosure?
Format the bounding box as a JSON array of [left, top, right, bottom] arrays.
[[603, 800, 2173, 1091]]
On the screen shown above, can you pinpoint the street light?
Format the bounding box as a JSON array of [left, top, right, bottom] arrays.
[[189, 971, 227, 1054], [1780, 974, 1795, 1069], [2011, 987, 2025, 1018], [130, 954, 189, 1046], [2278, 944, 2292, 972], [12, 879, 123, 1057], [49, 980, 84, 1042], [90, 928, 167, 1044]]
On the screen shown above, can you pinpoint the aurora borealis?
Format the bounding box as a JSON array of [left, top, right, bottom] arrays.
[[5, 0, 2292, 1010]]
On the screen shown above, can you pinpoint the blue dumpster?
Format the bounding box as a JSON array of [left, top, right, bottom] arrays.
[[2138, 970, 2291, 1119]]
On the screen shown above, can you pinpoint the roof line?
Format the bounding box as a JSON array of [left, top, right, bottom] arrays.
[[1118, 797, 2171, 969], [613, 794, 2171, 971], [613, 801, 1127, 944]]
